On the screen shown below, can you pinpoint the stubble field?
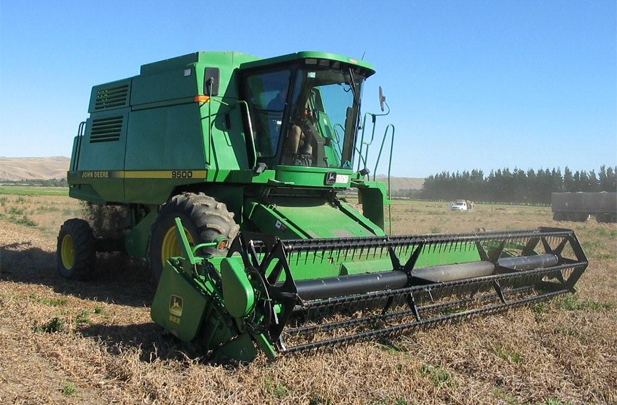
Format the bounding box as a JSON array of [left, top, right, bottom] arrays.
[[0, 189, 615, 405]]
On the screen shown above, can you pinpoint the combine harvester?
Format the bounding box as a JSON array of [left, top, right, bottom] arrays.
[[59, 51, 588, 361]]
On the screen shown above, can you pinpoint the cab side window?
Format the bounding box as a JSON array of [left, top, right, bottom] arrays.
[[245, 69, 291, 157]]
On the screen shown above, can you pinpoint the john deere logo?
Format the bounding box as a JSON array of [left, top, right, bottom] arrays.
[[325, 172, 337, 185], [169, 295, 183, 317]]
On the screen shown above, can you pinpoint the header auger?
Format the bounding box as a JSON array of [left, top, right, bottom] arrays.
[[58, 50, 588, 362]]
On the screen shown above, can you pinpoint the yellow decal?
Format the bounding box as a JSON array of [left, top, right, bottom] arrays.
[[76, 170, 207, 179], [169, 295, 183, 317]]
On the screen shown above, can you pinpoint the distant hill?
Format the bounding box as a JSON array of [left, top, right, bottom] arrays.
[[0, 157, 70, 181], [0, 157, 426, 190], [376, 175, 424, 192]]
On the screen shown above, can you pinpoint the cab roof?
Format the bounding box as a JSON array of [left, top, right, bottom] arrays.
[[239, 51, 376, 77]]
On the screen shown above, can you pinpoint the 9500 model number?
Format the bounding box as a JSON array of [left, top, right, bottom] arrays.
[[171, 170, 194, 179]]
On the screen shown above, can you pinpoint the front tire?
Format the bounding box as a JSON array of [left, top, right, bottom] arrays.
[[149, 193, 239, 282], [57, 219, 96, 280]]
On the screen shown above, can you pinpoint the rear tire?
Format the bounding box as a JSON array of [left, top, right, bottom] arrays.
[[57, 219, 96, 280], [149, 192, 239, 282]]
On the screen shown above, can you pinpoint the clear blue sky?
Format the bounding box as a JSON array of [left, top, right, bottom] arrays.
[[1, 0, 615, 177]]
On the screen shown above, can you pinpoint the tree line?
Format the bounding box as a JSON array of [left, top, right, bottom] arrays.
[[418, 165, 617, 204]]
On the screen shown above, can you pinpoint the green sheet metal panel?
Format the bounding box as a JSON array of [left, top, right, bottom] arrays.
[[123, 102, 206, 203], [75, 109, 129, 202], [67, 183, 106, 205], [195, 51, 260, 99], [78, 112, 129, 171], [124, 209, 158, 258], [125, 103, 205, 171], [201, 92, 250, 171], [221, 258, 255, 319], [151, 259, 209, 342], [255, 197, 376, 238], [356, 181, 390, 230], [73, 78, 132, 203], [132, 54, 200, 106], [140, 53, 200, 75], [193, 52, 258, 172], [245, 201, 307, 238], [337, 200, 386, 236], [275, 165, 353, 188], [134, 51, 259, 106]]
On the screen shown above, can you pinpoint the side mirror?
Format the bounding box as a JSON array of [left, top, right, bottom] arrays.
[[378, 86, 386, 112], [204, 67, 220, 97]]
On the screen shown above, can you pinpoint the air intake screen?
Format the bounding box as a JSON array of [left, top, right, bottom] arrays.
[[94, 84, 129, 110], [90, 116, 123, 143]]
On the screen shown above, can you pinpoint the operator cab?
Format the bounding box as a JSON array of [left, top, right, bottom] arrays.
[[239, 53, 375, 171]]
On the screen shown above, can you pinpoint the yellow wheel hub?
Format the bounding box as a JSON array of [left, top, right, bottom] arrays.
[[61, 234, 75, 269], [161, 225, 194, 264]]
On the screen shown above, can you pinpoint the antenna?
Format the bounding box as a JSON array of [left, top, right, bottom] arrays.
[[361, 51, 366, 60]]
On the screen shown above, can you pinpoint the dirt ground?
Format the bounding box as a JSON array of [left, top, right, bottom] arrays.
[[0, 192, 615, 405]]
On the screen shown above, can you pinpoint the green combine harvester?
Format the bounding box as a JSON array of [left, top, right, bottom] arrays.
[[58, 51, 588, 361]]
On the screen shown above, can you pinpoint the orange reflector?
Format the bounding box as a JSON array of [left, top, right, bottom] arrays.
[[195, 95, 210, 103], [217, 240, 228, 250]]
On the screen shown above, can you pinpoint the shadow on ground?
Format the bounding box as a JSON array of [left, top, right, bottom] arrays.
[[78, 322, 212, 363], [0, 242, 226, 364], [0, 241, 154, 307]]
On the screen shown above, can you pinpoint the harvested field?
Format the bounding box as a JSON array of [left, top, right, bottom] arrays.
[[0, 191, 615, 405]]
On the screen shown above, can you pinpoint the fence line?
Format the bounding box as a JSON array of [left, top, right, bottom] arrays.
[[391, 197, 550, 207]]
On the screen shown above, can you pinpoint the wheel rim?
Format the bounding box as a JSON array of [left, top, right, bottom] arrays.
[[161, 225, 194, 265], [61, 235, 75, 269]]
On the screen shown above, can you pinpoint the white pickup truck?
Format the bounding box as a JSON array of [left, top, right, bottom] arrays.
[[450, 200, 469, 211]]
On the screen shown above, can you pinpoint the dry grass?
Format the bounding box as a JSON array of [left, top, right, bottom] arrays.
[[0, 195, 615, 404]]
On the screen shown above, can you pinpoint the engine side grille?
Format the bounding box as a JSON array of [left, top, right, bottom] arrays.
[[90, 116, 123, 143], [94, 84, 129, 110]]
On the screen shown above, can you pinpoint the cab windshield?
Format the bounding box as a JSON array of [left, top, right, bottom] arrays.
[[281, 68, 362, 168], [244, 65, 364, 169]]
